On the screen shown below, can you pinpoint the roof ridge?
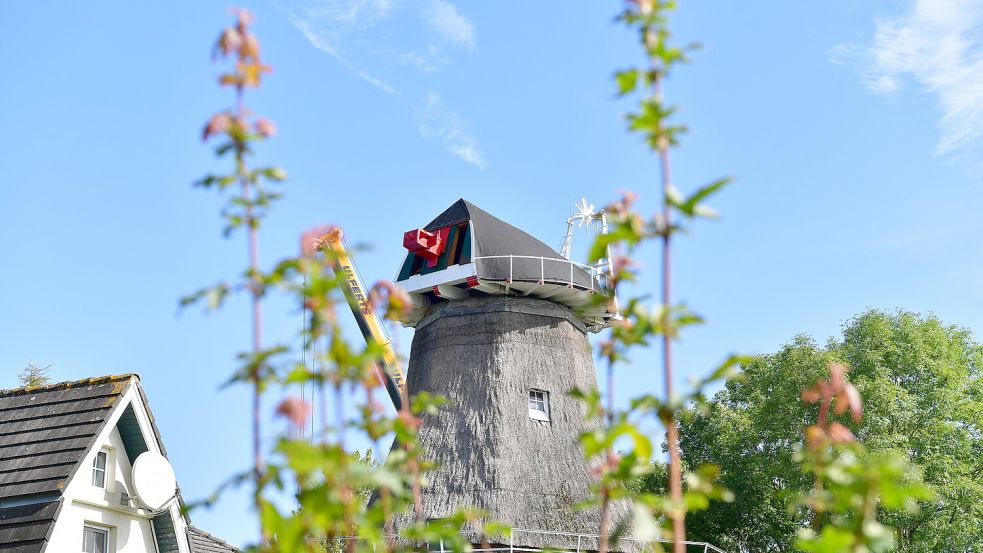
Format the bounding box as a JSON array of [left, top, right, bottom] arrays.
[[0, 373, 138, 397]]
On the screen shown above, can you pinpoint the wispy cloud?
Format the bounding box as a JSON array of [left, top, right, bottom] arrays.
[[425, 0, 476, 50], [393, 45, 449, 74], [284, 0, 485, 167], [417, 91, 487, 168], [288, 8, 397, 94], [836, 0, 983, 160]]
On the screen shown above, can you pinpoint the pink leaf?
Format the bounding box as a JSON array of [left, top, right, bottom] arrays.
[[230, 7, 255, 30], [827, 422, 855, 444], [214, 27, 242, 58], [255, 117, 277, 138], [241, 33, 261, 61], [300, 225, 339, 257], [828, 362, 847, 391], [274, 396, 311, 429], [202, 113, 230, 141], [842, 383, 863, 423], [370, 280, 412, 320], [801, 385, 821, 404]]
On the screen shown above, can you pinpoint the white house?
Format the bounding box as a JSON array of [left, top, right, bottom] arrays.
[[0, 374, 236, 553]]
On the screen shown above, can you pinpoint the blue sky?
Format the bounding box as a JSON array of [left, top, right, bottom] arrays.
[[3, 0, 982, 547]]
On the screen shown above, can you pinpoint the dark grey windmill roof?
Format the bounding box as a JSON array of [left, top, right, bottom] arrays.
[[0, 374, 133, 553], [187, 526, 239, 553], [424, 199, 595, 289]]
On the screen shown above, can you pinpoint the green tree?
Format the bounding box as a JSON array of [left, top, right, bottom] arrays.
[[18, 361, 52, 387], [673, 310, 983, 552]]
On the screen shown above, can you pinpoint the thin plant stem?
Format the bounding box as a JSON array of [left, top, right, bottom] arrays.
[[654, 71, 686, 553], [320, 373, 328, 445], [396, 376, 424, 530], [810, 395, 831, 532], [598, 357, 616, 553], [235, 80, 266, 544], [335, 382, 345, 448]]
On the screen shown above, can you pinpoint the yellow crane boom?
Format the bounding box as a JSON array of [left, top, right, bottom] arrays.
[[319, 228, 406, 411]]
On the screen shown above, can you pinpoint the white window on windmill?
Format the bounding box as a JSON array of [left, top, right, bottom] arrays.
[[528, 389, 550, 422], [91, 450, 108, 488]]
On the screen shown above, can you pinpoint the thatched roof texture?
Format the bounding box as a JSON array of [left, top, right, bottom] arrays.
[[393, 295, 628, 549]]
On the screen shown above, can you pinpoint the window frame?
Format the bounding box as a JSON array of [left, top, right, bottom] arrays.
[[528, 389, 550, 422], [82, 524, 110, 553], [91, 450, 108, 489]]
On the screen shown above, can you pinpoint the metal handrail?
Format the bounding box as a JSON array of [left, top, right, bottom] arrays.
[[507, 528, 727, 553], [323, 527, 727, 553], [471, 255, 612, 293]]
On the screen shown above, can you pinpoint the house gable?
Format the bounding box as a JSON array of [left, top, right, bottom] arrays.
[[49, 377, 193, 553], [1, 376, 236, 553], [0, 375, 131, 553]]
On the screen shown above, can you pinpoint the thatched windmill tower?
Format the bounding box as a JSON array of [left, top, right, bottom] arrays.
[[389, 199, 624, 547]]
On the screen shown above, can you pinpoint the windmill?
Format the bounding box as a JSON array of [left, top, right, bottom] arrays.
[[381, 199, 627, 549]]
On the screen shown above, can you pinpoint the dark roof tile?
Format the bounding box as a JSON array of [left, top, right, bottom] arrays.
[[0, 500, 61, 553], [0, 375, 132, 500], [187, 525, 239, 553], [0, 439, 91, 462]]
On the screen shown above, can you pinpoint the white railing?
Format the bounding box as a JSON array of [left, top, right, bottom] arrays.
[[325, 528, 726, 553], [496, 528, 725, 553], [471, 255, 612, 293]]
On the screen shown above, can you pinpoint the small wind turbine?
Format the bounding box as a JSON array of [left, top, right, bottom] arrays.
[[558, 197, 619, 319], [559, 198, 605, 260]]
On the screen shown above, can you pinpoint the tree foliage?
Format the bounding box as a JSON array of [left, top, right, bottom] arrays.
[[17, 361, 52, 388], [674, 310, 983, 551]]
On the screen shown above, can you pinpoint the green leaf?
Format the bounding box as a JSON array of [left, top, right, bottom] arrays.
[[667, 177, 732, 219], [665, 184, 684, 207], [179, 282, 231, 311], [796, 526, 856, 553], [699, 354, 751, 387], [631, 502, 660, 540], [260, 167, 288, 181], [615, 68, 639, 95]]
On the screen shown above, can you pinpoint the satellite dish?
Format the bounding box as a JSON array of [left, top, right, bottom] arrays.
[[131, 452, 176, 511]]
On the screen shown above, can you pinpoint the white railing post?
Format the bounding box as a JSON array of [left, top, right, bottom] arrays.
[[509, 256, 513, 283], [703, 545, 708, 553], [576, 535, 581, 553], [509, 531, 514, 553], [540, 256, 544, 284]]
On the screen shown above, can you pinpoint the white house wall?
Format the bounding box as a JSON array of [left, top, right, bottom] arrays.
[[46, 384, 189, 553]]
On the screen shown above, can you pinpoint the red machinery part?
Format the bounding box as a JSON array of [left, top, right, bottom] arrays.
[[403, 227, 450, 267]]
